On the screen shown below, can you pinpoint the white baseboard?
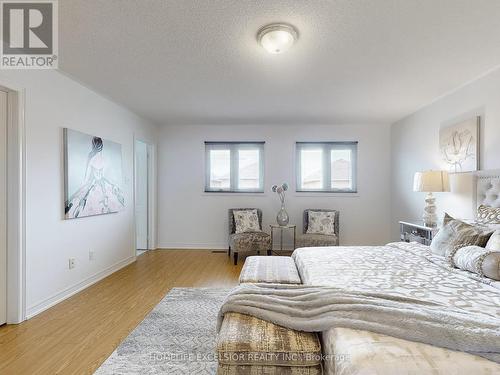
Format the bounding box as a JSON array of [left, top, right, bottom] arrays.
[[26, 255, 136, 319], [157, 242, 296, 250], [157, 242, 228, 250]]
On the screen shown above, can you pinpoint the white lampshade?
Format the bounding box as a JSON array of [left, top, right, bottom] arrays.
[[413, 170, 450, 193], [257, 24, 298, 54]]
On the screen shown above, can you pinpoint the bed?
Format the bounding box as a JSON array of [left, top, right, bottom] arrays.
[[292, 242, 500, 374], [292, 171, 500, 374], [219, 172, 500, 374]]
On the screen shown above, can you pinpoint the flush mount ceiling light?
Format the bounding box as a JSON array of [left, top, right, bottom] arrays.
[[257, 23, 298, 54]]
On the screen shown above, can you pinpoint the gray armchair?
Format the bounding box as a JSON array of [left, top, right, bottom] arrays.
[[228, 208, 271, 265], [295, 209, 340, 249]]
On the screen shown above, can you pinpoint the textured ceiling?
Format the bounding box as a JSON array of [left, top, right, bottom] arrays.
[[59, 0, 500, 125]]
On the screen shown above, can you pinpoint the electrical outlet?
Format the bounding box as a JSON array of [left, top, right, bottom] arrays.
[[89, 250, 95, 261], [69, 258, 75, 269]]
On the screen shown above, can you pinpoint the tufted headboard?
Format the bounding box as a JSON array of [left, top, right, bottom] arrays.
[[475, 171, 500, 213]]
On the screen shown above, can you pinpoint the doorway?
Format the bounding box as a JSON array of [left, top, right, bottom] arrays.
[[135, 140, 151, 255], [0, 90, 7, 325]]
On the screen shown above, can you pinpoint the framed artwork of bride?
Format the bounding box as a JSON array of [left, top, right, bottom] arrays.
[[64, 128, 125, 219]]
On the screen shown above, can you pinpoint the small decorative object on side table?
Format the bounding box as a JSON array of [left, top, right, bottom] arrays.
[[271, 183, 289, 226], [270, 224, 296, 254], [399, 221, 440, 246]]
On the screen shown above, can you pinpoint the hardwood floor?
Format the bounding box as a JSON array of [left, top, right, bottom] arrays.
[[0, 250, 242, 375]]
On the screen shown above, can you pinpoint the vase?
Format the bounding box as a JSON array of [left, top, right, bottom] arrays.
[[276, 204, 289, 226]]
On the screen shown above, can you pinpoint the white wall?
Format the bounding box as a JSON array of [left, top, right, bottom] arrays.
[[158, 124, 391, 249], [391, 67, 500, 240], [0, 70, 158, 318]]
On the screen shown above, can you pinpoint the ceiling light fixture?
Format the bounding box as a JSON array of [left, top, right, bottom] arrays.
[[257, 23, 298, 54]]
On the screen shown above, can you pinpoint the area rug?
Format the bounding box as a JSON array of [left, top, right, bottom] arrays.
[[95, 288, 229, 374]]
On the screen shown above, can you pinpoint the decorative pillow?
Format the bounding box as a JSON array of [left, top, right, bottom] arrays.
[[233, 210, 261, 234], [306, 211, 336, 236], [477, 205, 500, 224], [443, 212, 455, 226], [486, 229, 500, 251], [450, 245, 500, 281], [430, 216, 492, 257]]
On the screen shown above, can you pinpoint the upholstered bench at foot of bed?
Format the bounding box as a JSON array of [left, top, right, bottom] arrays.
[[218, 364, 322, 375], [217, 312, 322, 374], [239, 256, 302, 284]]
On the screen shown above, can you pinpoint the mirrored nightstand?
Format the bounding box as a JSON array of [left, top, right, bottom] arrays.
[[399, 221, 440, 246]]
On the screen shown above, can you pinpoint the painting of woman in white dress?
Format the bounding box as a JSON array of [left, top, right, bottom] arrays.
[[64, 128, 125, 219]]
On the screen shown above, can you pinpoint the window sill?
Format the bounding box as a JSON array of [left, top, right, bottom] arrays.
[[202, 191, 267, 197], [294, 192, 359, 198]]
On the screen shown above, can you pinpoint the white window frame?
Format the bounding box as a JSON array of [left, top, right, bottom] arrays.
[[296, 142, 358, 193], [205, 142, 265, 193]]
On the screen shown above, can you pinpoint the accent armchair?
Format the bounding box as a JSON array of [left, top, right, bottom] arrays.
[[295, 209, 340, 248], [228, 208, 272, 265]]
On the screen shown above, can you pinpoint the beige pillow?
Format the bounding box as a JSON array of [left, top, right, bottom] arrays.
[[306, 211, 336, 235], [443, 212, 455, 226], [450, 245, 500, 281], [233, 210, 261, 234], [430, 215, 492, 256]]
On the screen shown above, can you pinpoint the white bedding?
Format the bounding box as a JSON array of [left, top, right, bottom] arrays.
[[323, 327, 500, 375], [292, 242, 500, 375]]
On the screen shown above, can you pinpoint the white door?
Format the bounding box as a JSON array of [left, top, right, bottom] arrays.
[[135, 140, 149, 251], [0, 91, 7, 325]]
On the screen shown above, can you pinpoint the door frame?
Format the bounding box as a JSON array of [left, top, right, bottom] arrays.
[[133, 137, 156, 252], [0, 81, 26, 324]]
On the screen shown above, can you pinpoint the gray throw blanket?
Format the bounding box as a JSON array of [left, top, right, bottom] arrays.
[[218, 283, 500, 363]]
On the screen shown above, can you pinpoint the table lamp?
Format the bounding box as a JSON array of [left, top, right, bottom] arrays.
[[413, 170, 450, 227]]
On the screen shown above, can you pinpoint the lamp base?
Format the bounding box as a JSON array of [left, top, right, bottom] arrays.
[[423, 192, 437, 227]]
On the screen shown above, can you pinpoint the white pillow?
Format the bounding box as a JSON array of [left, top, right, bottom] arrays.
[[233, 210, 261, 234], [306, 211, 336, 236], [451, 245, 500, 281], [486, 229, 500, 251]]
